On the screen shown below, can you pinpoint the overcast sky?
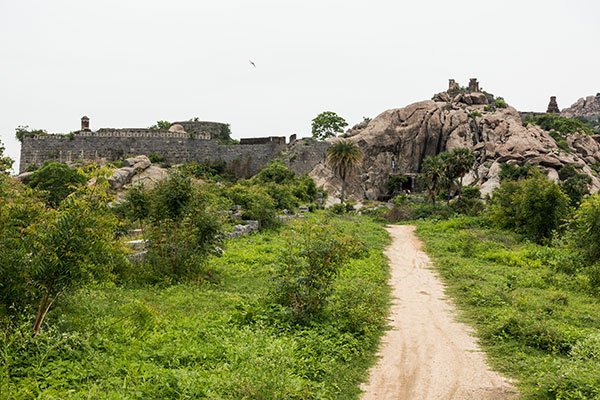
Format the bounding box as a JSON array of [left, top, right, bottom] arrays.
[[1, 0, 599, 172]]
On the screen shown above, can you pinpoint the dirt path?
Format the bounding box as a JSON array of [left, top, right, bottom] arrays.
[[360, 225, 518, 400]]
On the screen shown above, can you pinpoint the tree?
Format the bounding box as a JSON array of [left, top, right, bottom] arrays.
[[311, 111, 348, 140], [0, 140, 13, 173], [418, 155, 447, 205], [148, 120, 171, 131], [569, 194, 600, 262], [488, 172, 570, 243], [27, 162, 88, 207], [442, 148, 476, 199], [326, 140, 363, 203]]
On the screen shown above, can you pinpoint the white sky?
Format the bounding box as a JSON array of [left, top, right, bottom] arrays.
[[1, 0, 599, 172]]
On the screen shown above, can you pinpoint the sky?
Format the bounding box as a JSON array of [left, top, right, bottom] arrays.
[[1, 0, 599, 173]]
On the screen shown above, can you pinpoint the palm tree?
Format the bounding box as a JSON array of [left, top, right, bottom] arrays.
[[418, 155, 447, 205], [326, 140, 363, 203]]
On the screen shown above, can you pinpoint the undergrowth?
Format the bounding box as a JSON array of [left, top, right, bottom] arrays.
[[417, 216, 600, 399], [0, 213, 390, 399]]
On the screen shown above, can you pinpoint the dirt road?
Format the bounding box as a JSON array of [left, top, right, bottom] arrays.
[[361, 225, 517, 400]]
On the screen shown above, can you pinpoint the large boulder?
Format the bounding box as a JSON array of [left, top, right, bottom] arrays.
[[309, 96, 600, 201]]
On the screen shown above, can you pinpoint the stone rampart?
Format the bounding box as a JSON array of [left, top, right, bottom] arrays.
[[20, 133, 286, 176]]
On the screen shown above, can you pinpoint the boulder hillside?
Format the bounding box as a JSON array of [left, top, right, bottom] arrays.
[[310, 91, 600, 201]]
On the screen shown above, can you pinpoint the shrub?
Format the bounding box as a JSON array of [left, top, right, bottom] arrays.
[[494, 97, 508, 108], [226, 184, 278, 228], [273, 221, 360, 324], [499, 163, 534, 182], [524, 114, 596, 135], [27, 162, 88, 207], [488, 172, 570, 243], [569, 194, 600, 262]]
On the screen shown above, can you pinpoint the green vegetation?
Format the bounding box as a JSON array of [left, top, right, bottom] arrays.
[[524, 113, 597, 136], [311, 111, 348, 140], [417, 216, 600, 399], [0, 140, 13, 173], [488, 170, 570, 244], [418, 148, 476, 204], [15, 125, 48, 142], [148, 120, 171, 131], [326, 140, 363, 203], [494, 97, 508, 108], [1, 213, 390, 398], [26, 162, 88, 207]]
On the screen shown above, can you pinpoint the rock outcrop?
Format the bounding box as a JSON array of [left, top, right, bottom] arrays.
[[562, 94, 600, 120], [108, 155, 168, 190], [310, 95, 600, 201]]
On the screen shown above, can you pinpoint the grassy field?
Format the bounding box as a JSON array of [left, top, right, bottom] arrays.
[[0, 213, 390, 399], [416, 216, 600, 399]]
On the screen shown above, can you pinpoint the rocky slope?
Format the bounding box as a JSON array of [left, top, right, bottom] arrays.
[[310, 92, 600, 201], [562, 93, 600, 120]]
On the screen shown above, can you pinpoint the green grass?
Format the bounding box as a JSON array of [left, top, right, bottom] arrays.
[[0, 213, 390, 399], [416, 216, 600, 399]]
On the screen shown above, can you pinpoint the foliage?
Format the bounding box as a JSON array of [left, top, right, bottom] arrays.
[[148, 172, 192, 221], [468, 110, 482, 119], [27, 162, 88, 207], [1, 213, 390, 399], [499, 163, 535, 182], [273, 220, 362, 324], [387, 175, 409, 196], [226, 184, 278, 227], [252, 161, 296, 184], [524, 114, 596, 135], [494, 97, 508, 108], [122, 184, 150, 221], [15, 125, 48, 142], [440, 148, 476, 199], [311, 111, 348, 140], [488, 172, 571, 243], [147, 152, 165, 164], [559, 165, 591, 206], [0, 140, 13, 173], [330, 202, 355, 214], [148, 120, 171, 131], [418, 155, 448, 204], [179, 159, 234, 182], [568, 194, 600, 263], [326, 140, 363, 203], [141, 173, 225, 281], [417, 217, 600, 399]]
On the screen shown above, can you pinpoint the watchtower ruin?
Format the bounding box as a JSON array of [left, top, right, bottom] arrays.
[[547, 96, 560, 114]]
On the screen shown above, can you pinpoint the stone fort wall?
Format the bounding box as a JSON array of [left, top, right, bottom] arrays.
[[19, 131, 287, 176]]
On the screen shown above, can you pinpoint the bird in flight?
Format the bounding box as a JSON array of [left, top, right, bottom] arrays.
[[249, 60, 256, 67]]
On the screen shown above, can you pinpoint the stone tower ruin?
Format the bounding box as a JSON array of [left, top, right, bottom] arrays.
[[547, 96, 560, 114]]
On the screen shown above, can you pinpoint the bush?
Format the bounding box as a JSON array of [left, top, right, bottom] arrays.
[[494, 97, 508, 108], [27, 162, 88, 207], [569, 194, 600, 262], [273, 220, 361, 324], [226, 184, 278, 228], [488, 172, 570, 243]]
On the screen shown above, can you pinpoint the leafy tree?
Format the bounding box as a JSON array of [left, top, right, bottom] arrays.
[[0, 140, 13, 173], [326, 140, 363, 203], [441, 148, 476, 199], [252, 161, 296, 184], [30, 197, 125, 335], [149, 172, 193, 222], [488, 172, 570, 243], [559, 164, 591, 206], [569, 194, 600, 262], [148, 120, 171, 131], [499, 163, 534, 182], [418, 155, 448, 205], [311, 111, 348, 140], [226, 184, 278, 227], [27, 162, 88, 207]]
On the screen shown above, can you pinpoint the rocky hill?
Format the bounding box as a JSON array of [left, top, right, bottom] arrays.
[[310, 86, 600, 201], [562, 94, 600, 120]]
